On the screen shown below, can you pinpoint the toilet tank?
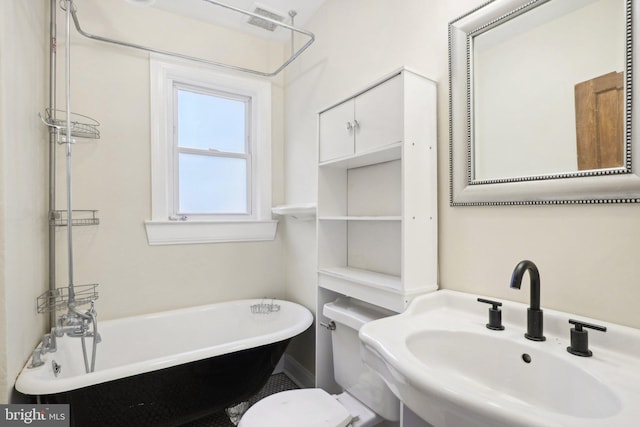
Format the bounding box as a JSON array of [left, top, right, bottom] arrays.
[[323, 297, 400, 421]]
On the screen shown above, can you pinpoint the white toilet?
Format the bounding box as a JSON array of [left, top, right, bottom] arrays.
[[239, 297, 399, 427]]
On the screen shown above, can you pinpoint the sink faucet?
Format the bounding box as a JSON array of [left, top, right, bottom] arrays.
[[510, 260, 545, 341]]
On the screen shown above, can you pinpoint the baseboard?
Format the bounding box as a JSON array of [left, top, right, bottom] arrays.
[[281, 354, 315, 389]]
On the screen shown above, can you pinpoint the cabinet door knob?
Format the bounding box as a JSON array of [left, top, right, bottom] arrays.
[[346, 120, 359, 131]]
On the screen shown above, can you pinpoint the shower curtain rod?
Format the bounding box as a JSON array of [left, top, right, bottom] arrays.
[[66, 0, 315, 77]]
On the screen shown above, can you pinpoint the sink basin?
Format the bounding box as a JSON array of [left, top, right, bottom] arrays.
[[359, 290, 640, 427], [407, 330, 621, 419]]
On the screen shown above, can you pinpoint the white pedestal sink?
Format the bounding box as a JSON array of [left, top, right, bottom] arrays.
[[359, 290, 640, 427]]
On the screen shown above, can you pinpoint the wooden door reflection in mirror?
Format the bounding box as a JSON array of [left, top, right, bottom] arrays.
[[575, 71, 624, 170]]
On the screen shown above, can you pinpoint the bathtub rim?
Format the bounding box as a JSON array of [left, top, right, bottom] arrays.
[[15, 298, 313, 395]]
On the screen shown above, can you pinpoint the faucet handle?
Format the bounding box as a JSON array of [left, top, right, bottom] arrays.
[[477, 298, 505, 331], [88, 301, 98, 317], [567, 319, 607, 357]]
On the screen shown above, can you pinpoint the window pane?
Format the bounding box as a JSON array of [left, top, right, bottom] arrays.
[[178, 153, 247, 214], [177, 88, 247, 153]]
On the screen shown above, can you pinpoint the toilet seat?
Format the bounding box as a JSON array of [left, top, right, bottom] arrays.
[[238, 388, 353, 427]]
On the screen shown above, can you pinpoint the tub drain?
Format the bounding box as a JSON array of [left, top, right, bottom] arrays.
[[52, 360, 61, 377]]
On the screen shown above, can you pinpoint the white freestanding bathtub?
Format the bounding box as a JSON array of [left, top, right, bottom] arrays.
[[15, 298, 313, 426]]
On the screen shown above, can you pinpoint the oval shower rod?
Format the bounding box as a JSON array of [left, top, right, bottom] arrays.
[[65, 0, 315, 77]]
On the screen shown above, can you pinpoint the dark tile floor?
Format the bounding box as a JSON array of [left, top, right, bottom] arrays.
[[182, 373, 299, 427]]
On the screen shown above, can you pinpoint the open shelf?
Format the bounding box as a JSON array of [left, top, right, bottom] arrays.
[[36, 284, 99, 313], [318, 216, 401, 221], [271, 203, 316, 220], [319, 143, 401, 169], [40, 109, 100, 140], [50, 210, 99, 227], [319, 267, 401, 290]]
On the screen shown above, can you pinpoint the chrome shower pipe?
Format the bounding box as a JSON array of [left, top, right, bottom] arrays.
[[48, 0, 57, 329], [64, 0, 76, 304]]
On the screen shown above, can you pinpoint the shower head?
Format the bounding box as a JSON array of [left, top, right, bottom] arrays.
[[247, 4, 286, 32]]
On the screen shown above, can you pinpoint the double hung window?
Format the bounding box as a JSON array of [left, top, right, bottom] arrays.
[[146, 56, 276, 245], [174, 84, 251, 217]]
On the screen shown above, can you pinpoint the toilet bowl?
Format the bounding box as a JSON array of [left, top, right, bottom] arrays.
[[238, 297, 399, 427]]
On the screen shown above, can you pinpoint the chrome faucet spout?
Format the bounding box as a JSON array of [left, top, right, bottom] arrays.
[[510, 260, 545, 341]]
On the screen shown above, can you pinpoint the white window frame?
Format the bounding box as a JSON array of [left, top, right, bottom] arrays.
[[172, 83, 252, 218], [145, 55, 277, 245]]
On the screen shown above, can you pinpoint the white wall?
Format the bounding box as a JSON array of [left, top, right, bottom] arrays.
[[0, 0, 48, 402], [282, 0, 640, 384], [51, 0, 289, 321]]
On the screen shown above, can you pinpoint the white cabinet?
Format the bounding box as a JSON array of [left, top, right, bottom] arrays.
[[316, 69, 438, 314], [314, 69, 438, 423], [319, 75, 404, 163]]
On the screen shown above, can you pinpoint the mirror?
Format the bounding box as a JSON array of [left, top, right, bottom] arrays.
[[449, 0, 639, 205]]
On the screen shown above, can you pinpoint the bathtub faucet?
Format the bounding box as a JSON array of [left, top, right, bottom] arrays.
[[28, 302, 101, 369], [59, 304, 97, 337], [28, 318, 91, 369]]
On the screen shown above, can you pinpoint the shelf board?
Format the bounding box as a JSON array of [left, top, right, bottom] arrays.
[[271, 203, 316, 220], [319, 143, 402, 169], [318, 267, 401, 291], [318, 216, 401, 221]]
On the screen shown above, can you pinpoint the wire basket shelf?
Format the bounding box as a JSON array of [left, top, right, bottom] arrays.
[[37, 284, 99, 314], [40, 108, 100, 140], [250, 299, 281, 314], [51, 210, 99, 227]]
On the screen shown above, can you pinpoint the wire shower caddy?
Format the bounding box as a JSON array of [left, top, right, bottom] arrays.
[[37, 284, 99, 314], [38, 107, 101, 311], [39, 108, 100, 140], [250, 299, 281, 314], [50, 209, 99, 227]]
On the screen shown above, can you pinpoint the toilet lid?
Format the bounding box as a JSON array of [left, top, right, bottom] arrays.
[[239, 388, 353, 427]]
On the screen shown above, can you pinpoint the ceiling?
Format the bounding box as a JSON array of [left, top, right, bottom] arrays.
[[148, 0, 326, 41]]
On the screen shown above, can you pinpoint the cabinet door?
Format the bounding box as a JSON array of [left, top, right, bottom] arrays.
[[355, 75, 403, 153], [319, 100, 355, 162]]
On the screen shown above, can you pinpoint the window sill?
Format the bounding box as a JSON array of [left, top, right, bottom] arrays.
[[144, 219, 278, 245]]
